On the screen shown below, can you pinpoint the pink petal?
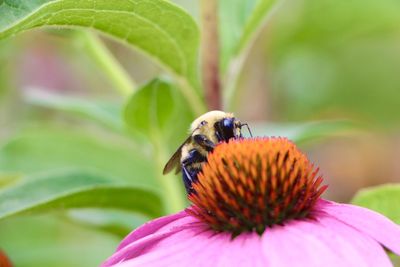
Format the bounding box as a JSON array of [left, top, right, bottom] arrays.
[[117, 211, 189, 251], [104, 199, 400, 266], [263, 221, 341, 267], [116, 228, 226, 267], [214, 233, 268, 267], [316, 215, 392, 266], [317, 199, 400, 255], [108, 223, 267, 267], [102, 228, 178, 266], [102, 211, 197, 267], [262, 216, 392, 267]]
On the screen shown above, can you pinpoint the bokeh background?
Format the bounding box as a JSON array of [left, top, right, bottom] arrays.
[[0, 0, 399, 266]]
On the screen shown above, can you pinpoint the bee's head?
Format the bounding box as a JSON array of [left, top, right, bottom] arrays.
[[190, 111, 252, 143], [214, 117, 242, 142]]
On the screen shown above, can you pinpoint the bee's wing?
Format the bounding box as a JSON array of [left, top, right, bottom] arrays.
[[163, 136, 191, 175], [162, 149, 181, 175]]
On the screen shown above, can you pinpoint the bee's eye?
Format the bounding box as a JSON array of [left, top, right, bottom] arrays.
[[214, 118, 236, 142], [222, 118, 234, 129]]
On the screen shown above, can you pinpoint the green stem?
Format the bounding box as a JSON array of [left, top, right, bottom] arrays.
[[176, 77, 207, 116], [74, 30, 136, 97], [152, 134, 186, 213], [223, 54, 246, 110]]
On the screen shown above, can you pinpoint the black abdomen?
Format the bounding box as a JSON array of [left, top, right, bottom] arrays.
[[181, 149, 207, 194]]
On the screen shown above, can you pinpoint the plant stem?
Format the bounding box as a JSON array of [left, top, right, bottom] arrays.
[[200, 0, 222, 110], [153, 134, 186, 214], [223, 54, 246, 110], [75, 30, 136, 97], [176, 77, 207, 116]]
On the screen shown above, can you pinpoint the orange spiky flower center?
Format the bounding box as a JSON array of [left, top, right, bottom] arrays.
[[187, 137, 327, 236]]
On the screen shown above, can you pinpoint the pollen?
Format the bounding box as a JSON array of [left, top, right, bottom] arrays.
[[187, 137, 327, 235]]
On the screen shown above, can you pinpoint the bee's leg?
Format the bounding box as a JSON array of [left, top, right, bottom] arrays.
[[181, 149, 207, 194], [182, 166, 192, 192], [215, 131, 223, 142], [193, 134, 215, 152], [182, 166, 203, 194]]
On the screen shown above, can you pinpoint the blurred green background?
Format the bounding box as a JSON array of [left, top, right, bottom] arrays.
[[0, 0, 399, 266]]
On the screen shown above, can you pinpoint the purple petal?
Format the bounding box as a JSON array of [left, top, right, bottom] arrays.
[[317, 199, 400, 255], [262, 215, 392, 267]]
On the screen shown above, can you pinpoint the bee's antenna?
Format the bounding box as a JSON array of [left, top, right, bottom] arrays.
[[240, 123, 253, 137]]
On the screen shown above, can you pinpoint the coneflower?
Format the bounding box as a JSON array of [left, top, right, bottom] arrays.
[[103, 138, 400, 267]]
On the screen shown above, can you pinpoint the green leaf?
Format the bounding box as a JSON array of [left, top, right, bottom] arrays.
[[124, 78, 192, 213], [390, 253, 400, 267], [250, 120, 357, 145], [0, 125, 156, 187], [124, 78, 174, 137], [67, 208, 148, 238], [351, 184, 400, 224], [220, 0, 277, 71], [24, 88, 123, 131], [0, 0, 200, 89], [124, 78, 194, 144], [0, 215, 119, 267], [0, 174, 20, 190], [0, 170, 163, 220]]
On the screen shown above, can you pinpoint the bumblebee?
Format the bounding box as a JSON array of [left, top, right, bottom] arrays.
[[163, 110, 251, 194]]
